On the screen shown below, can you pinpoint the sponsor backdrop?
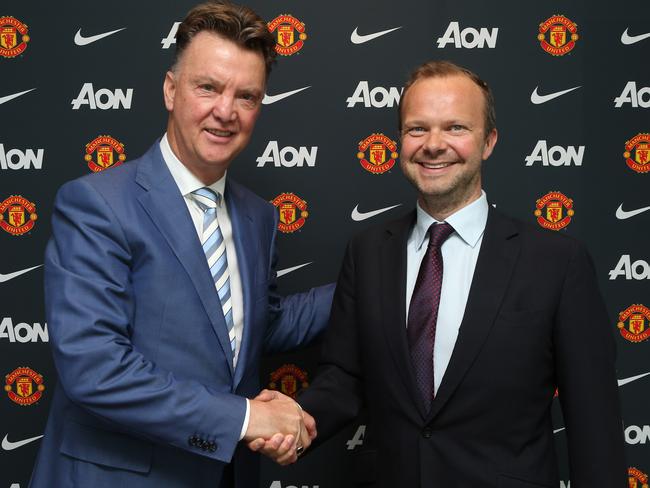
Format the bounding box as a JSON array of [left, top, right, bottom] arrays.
[[1, 0, 649, 487]]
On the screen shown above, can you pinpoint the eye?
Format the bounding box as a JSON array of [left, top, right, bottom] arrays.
[[239, 92, 260, 106], [449, 124, 467, 132], [405, 126, 426, 136], [199, 84, 215, 92]]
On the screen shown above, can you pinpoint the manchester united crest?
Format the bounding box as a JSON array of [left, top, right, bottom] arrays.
[[269, 364, 309, 399], [618, 305, 650, 343], [534, 191, 574, 231], [84, 135, 126, 172], [0, 16, 29, 58], [4, 367, 45, 406], [628, 467, 649, 488], [0, 195, 37, 236], [267, 15, 307, 56], [271, 193, 308, 233], [537, 15, 578, 56], [357, 133, 398, 174], [624, 133, 650, 173]]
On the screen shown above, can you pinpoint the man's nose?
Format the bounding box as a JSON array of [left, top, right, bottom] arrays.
[[422, 129, 448, 154], [212, 94, 236, 122]]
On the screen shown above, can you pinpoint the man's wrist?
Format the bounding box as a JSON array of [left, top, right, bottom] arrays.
[[239, 398, 250, 440]]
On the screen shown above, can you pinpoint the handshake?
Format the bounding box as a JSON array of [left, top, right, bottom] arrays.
[[243, 389, 316, 465]]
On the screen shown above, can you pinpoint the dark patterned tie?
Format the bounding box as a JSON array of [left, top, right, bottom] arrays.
[[407, 222, 454, 412]]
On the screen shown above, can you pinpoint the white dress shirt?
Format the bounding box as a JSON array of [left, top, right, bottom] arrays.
[[406, 191, 488, 393], [159, 134, 250, 438]]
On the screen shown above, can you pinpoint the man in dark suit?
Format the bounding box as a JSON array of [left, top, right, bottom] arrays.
[[254, 60, 627, 486], [29, 2, 333, 487]]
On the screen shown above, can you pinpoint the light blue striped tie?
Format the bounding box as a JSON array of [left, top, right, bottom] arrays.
[[192, 187, 236, 360]]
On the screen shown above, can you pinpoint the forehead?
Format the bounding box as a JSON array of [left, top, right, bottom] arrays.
[[402, 74, 486, 120], [177, 31, 266, 84]]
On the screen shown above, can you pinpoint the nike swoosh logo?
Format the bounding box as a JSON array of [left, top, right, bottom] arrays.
[[262, 86, 310, 105], [350, 26, 402, 45], [74, 27, 126, 46], [530, 86, 581, 105], [277, 262, 313, 278], [621, 28, 650, 45], [0, 265, 42, 283], [553, 427, 565, 434], [616, 203, 650, 220], [2, 434, 43, 451], [618, 372, 650, 387], [351, 204, 402, 222], [0, 88, 36, 106]]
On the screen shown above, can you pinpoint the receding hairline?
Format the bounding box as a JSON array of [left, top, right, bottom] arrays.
[[170, 31, 266, 76], [398, 61, 496, 136]]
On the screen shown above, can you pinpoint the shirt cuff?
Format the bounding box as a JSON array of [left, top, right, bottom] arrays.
[[239, 398, 250, 440]]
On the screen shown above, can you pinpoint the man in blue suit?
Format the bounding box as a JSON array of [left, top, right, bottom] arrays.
[[29, 2, 334, 487]]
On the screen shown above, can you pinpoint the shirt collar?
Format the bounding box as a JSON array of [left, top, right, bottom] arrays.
[[159, 133, 226, 203], [413, 191, 489, 251]]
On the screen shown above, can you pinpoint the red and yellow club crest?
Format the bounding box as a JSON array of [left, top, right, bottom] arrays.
[[628, 467, 649, 488], [0, 16, 29, 58], [0, 195, 37, 236], [534, 191, 574, 231], [618, 305, 650, 343], [357, 133, 398, 174], [84, 135, 126, 172], [4, 367, 45, 406], [269, 364, 309, 399], [624, 133, 650, 173], [268, 15, 307, 56], [537, 15, 578, 56], [271, 193, 308, 233]]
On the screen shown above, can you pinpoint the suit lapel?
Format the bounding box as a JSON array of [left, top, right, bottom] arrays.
[[226, 181, 258, 388], [134, 144, 235, 376], [379, 212, 431, 418], [428, 208, 520, 421]]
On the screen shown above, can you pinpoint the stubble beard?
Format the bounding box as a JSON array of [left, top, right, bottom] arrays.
[[405, 163, 482, 220]]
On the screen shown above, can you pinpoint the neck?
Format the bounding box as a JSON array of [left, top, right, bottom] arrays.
[[419, 187, 482, 221]]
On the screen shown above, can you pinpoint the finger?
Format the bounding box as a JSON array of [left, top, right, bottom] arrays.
[[247, 437, 266, 451], [254, 389, 279, 402], [259, 434, 294, 462], [265, 433, 287, 452], [298, 421, 311, 450], [302, 410, 317, 440], [275, 447, 299, 466]]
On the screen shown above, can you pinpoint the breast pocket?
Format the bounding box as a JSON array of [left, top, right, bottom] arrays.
[[494, 308, 553, 328]]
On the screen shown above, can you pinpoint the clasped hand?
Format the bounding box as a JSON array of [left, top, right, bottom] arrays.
[[244, 389, 316, 465]]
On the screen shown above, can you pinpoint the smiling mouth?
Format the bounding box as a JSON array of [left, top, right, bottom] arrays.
[[417, 161, 453, 169], [205, 128, 234, 137]]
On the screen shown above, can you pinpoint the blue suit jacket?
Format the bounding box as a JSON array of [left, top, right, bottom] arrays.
[[30, 143, 334, 488]]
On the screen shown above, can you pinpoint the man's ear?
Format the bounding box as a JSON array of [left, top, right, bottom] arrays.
[[482, 128, 498, 160], [163, 71, 176, 112]]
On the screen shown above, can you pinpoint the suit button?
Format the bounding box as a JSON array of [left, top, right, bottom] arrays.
[[422, 427, 432, 439], [209, 442, 217, 452], [188, 435, 198, 447], [201, 440, 210, 451]]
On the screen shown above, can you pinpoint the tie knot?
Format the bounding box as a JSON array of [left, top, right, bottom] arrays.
[[427, 222, 454, 248], [192, 187, 221, 211]]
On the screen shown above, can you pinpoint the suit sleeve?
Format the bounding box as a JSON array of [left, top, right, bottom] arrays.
[[263, 210, 335, 354], [553, 241, 627, 487], [297, 239, 365, 441], [45, 179, 246, 463]]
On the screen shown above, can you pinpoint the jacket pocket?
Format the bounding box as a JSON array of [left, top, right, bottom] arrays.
[[60, 419, 153, 473], [498, 473, 553, 488], [354, 449, 377, 486]]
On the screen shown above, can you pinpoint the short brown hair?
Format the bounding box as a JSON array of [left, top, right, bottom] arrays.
[[398, 60, 496, 136], [172, 0, 276, 77]]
